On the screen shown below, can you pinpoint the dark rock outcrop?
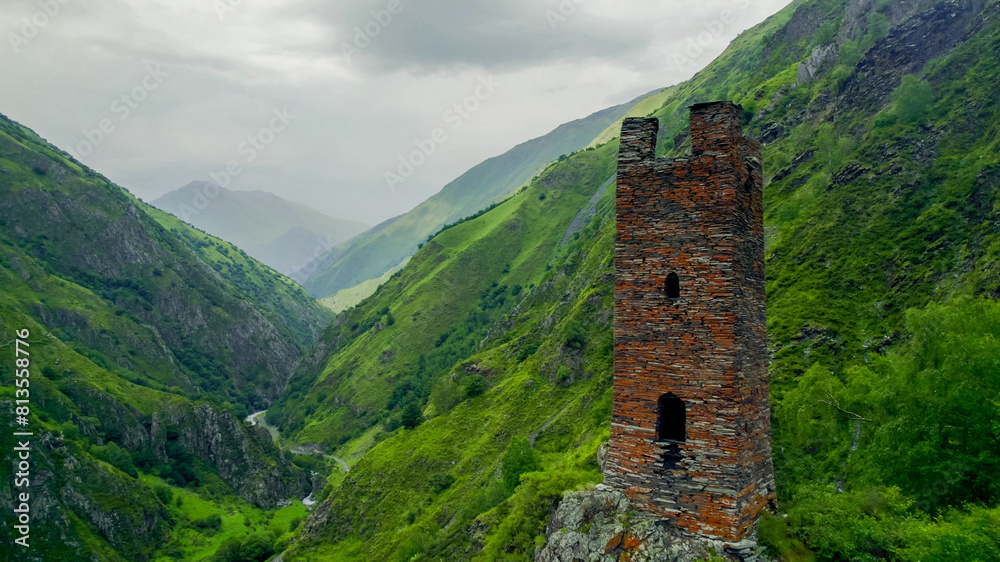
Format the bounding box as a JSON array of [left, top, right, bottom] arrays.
[[536, 486, 770, 562], [837, 1, 984, 115]]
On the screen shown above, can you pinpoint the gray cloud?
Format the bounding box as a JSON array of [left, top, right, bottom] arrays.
[[293, 0, 654, 72], [0, 0, 791, 225]]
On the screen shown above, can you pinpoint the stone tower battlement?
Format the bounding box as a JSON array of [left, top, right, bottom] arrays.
[[606, 101, 776, 541]]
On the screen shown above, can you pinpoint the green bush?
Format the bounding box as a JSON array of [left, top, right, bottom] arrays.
[[212, 533, 275, 562], [401, 401, 423, 429], [192, 514, 223, 533], [480, 470, 594, 561], [501, 437, 538, 493], [838, 39, 862, 68], [759, 486, 908, 561], [430, 374, 463, 415], [813, 20, 837, 46], [464, 374, 489, 398], [153, 485, 173, 506], [91, 442, 138, 478], [892, 75, 933, 124], [564, 321, 586, 350], [897, 505, 1000, 561], [863, 13, 891, 49], [429, 472, 456, 494]]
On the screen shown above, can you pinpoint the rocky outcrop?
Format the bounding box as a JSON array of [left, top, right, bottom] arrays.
[[154, 403, 308, 508], [797, 44, 838, 85], [56, 382, 307, 509], [536, 486, 771, 562], [837, 1, 985, 114], [0, 420, 169, 562]]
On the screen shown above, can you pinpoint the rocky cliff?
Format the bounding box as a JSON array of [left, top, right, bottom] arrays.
[[537, 487, 770, 562]]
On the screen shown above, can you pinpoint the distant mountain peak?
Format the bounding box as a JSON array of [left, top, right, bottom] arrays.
[[151, 183, 368, 278]]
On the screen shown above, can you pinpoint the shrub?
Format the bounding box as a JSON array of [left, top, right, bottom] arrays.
[[212, 533, 275, 562], [463, 374, 489, 398], [401, 401, 423, 430], [501, 437, 538, 493], [429, 374, 463, 415], [564, 321, 586, 350], [91, 442, 138, 478], [867, 13, 890, 42], [897, 505, 1000, 561], [759, 486, 908, 561], [892, 75, 933, 124], [429, 473, 455, 494], [153, 485, 173, 505], [192, 514, 223, 532]]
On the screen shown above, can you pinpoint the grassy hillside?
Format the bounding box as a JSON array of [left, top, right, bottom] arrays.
[[152, 183, 369, 280], [276, 0, 1000, 559], [318, 258, 410, 313], [0, 114, 332, 559], [0, 117, 331, 406], [302, 94, 653, 300]]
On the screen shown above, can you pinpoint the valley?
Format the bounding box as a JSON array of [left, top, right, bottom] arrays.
[[4, 0, 1000, 560]]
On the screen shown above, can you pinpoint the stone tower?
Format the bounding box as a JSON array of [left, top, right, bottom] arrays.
[[606, 101, 776, 541]]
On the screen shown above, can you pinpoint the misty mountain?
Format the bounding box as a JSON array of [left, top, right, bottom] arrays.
[[302, 91, 658, 303], [152, 182, 369, 280]]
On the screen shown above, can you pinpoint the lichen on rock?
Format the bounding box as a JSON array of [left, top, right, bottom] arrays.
[[536, 486, 771, 562]]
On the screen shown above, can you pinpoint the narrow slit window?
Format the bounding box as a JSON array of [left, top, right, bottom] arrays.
[[665, 272, 680, 299], [657, 393, 686, 442]]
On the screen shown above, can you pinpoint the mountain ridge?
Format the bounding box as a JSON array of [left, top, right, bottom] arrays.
[[302, 91, 660, 302], [152, 181, 369, 281], [0, 112, 328, 560], [274, 0, 1000, 559]]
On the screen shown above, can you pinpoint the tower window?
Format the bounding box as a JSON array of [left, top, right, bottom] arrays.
[[665, 272, 680, 299], [657, 393, 685, 442]]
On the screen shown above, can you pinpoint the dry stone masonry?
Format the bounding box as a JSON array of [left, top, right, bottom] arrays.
[[606, 101, 776, 541]]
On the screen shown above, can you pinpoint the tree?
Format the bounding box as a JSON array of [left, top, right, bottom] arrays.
[[892, 74, 933, 124], [91, 442, 138, 478], [780, 298, 1000, 509], [430, 374, 463, 415], [212, 533, 274, 562], [464, 374, 489, 398], [501, 436, 538, 492], [816, 123, 853, 173], [401, 401, 423, 429]]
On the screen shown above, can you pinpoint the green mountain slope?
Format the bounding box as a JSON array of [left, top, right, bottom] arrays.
[[151, 182, 369, 280], [273, 0, 1000, 559], [302, 94, 655, 301], [0, 130, 333, 406], [0, 114, 331, 559]]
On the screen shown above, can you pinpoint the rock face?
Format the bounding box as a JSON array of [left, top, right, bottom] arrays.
[[837, 0, 984, 114], [536, 487, 771, 562], [58, 382, 308, 508], [837, 0, 934, 44], [797, 44, 838, 85], [0, 412, 170, 562], [155, 403, 309, 508]]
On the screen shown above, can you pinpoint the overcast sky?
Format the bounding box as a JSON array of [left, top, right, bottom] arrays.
[[0, 0, 790, 225]]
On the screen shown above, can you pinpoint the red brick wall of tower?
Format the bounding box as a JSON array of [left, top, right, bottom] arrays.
[[605, 101, 776, 542]]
